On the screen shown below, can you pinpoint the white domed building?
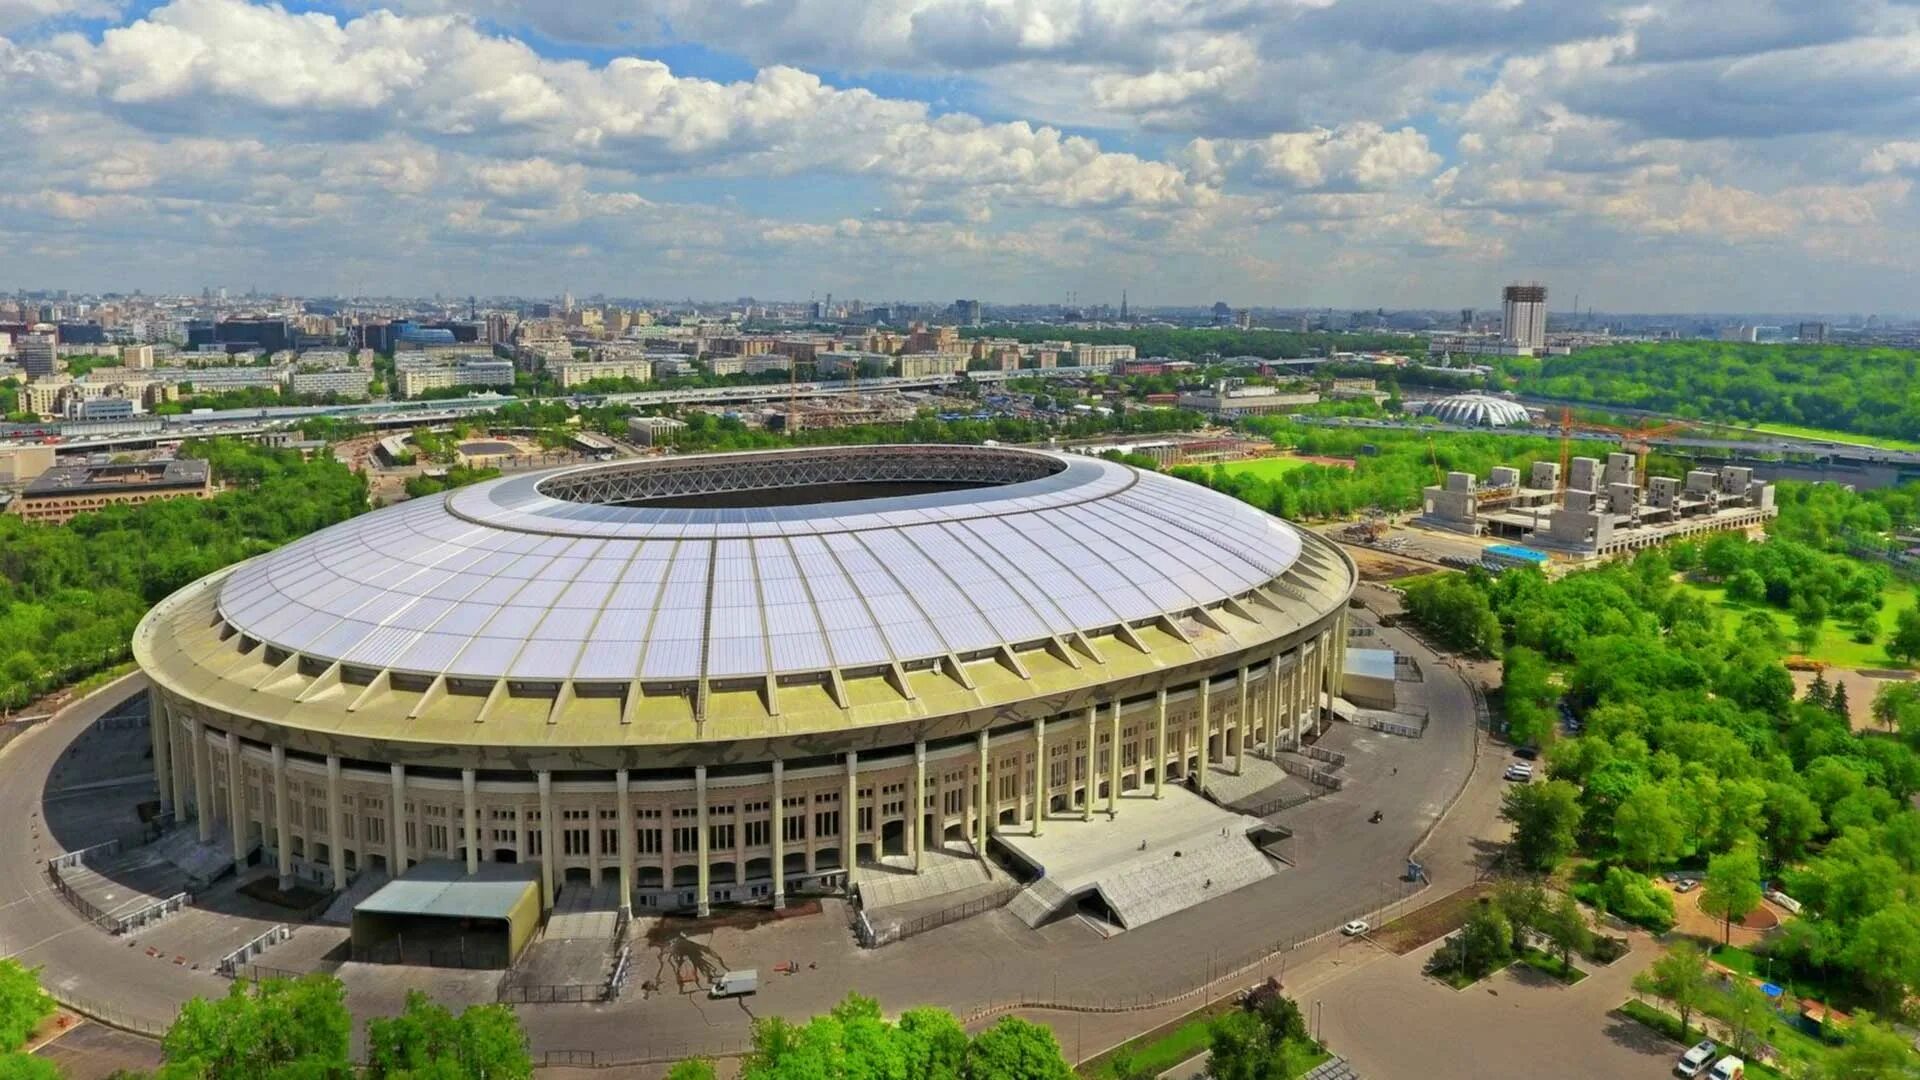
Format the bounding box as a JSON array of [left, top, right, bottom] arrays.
[[135, 445, 1354, 927], [1421, 394, 1533, 428]]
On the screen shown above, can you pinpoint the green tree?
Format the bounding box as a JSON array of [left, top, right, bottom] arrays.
[[1206, 991, 1317, 1080], [1872, 682, 1920, 736], [364, 991, 530, 1080], [1613, 783, 1685, 871], [1500, 780, 1583, 872], [1720, 979, 1775, 1058], [663, 1061, 717, 1080], [1541, 892, 1592, 973], [1637, 942, 1712, 1043], [1890, 608, 1920, 665], [1841, 904, 1920, 1012], [0, 962, 51, 1055], [0, 1053, 61, 1080], [1699, 845, 1763, 946], [964, 1016, 1073, 1080], [1815, 1014, 1920, 1080], [161, 975, 352, 1079]]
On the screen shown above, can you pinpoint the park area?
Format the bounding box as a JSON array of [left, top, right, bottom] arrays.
[[1676, 576, 1920, 671], [1214, 454, 1352, 482]]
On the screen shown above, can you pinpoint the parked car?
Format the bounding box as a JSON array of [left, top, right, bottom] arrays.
[[1341, 920, 1369, 937], [1513, 745, 1540, 760], [1676, 1039, 1719, 1077], [1675, 878, 1700, 893], [1504, 762, 1535, 782], [1708, 1055, 1745, 1080]]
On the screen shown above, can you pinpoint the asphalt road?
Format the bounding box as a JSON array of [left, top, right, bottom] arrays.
[[0, 611, 1484, 1065]]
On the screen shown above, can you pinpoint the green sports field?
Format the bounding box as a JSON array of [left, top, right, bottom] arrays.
[[1215, 456, 1320, 481]]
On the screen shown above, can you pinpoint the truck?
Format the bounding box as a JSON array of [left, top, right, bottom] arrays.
[[710, 969, 759, 998]]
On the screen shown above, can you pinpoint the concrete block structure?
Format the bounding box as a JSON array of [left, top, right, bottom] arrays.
[[135, 447, 1353, 919]]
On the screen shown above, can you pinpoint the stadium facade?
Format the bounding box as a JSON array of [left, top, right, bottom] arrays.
[[135, 446, 1354, 916]]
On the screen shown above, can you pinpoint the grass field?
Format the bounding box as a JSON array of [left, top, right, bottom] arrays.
[[1677, 577, 1919, 670], [1723, 421, 1920, 453], [1215, 456, 1320, 482]]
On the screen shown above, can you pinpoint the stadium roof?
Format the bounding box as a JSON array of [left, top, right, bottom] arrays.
[[1422, 393, 1532, 428], [215, 446, 1308, 687]]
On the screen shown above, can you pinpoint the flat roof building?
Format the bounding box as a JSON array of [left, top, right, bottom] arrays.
[[16, 458, 212, 524]]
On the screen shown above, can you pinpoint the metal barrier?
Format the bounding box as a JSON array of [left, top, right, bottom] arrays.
[[604, 944, 632, 1002], [1243, 790, 1318, 818], [498, 982, 604, 1005], [1302, 745, 1347, 768], [48, 839, 123, 872], [219, 924, 293, 976], [107, 892, 188, 934], [351, 940, 509, 969], [1274, 756, 1343, 791]]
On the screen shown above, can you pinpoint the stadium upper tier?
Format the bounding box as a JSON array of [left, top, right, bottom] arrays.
[[216, 446, 1305, 685]]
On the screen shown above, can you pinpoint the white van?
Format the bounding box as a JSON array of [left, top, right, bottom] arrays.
[[710, 969, 759, 998], [1708, 1055, 1745, 1080]]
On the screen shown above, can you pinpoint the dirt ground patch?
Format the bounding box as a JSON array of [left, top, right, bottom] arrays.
[[1372, 883, 1492, 954], [1788, 668, 1907, 732], [1659, 882, 1779, 946], [1343, 547, 1446, 583]]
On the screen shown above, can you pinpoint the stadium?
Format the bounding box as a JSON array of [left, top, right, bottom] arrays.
[[133, 444, 1354, 931]]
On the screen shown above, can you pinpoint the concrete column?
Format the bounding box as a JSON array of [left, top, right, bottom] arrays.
[[616, 769, 634, 916], [843, 751, 858, 873], [1291, 654, 1304, 749], [695, 765, 711, 917], [536, 770, 554, 909], [1031, 718, 1045, 836], [1082, 705, 1096, 821], [189, 717, 213, 843], [1267, 656, 1283, 755], [389, 764, 408, 874], [912, 741, 927, 872], [1108, 700, 1121, 814], [149, 694, 173, 817], [1235, 664, 1249, 776], [326, 755, 345, 889], [976, 730, 991, 859], [516, 805, 529, 867], [462, 768, 479, 875], [770, 761, 786, 910], [1197, 678, 1211, 796], [223, 730, 244, 860], [272, 744, 293, 889], [1153, 688, 1167, 799], [169, 708, 192, 827]]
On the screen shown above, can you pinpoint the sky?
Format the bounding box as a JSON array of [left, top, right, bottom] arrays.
[[1, 0, 1917, 312]]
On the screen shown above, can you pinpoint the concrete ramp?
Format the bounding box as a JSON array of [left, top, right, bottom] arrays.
[[995, 787, 1280, 933]]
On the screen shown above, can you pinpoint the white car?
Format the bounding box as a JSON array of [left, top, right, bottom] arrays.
[[1676, 1039, 1719, 1077], [1341, 920, 1369, 937], [1503, 762, 1534, 782]]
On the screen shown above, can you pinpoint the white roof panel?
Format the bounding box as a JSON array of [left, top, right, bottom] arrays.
[[216, 449, 1313, 683]]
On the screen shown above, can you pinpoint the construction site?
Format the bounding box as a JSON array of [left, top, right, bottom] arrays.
[[1419, 451, 1776, 558]]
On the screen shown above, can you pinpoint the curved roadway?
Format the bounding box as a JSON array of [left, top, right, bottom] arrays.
[[2, 612, 1487, 1061]]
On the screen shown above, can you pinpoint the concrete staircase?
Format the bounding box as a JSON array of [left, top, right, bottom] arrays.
[[149, 827, 237, 888], [317, 870, 388, 925], [1095, 834, 1277, 929]]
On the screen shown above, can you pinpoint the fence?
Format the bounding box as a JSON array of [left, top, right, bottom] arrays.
[[857, 880, 1023, 948], [350, 940, 509, 969], [1301, 745, 1346, 768], [219, 924, 293, 977], [226, 963, 309, 983], [605, 944, 633, 1001], [1242, 790, 1318, 818], [1356, 712, 1427, 739], [48, 839, 122, 872], [43, 985, 173, 1040], [107, 892, 189, 934], [1274, 756, 1343, 791], [46, 867, 109, 927], [498, 982, 605, 1005]]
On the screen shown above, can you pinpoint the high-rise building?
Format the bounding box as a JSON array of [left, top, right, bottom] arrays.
[[953, 299, 982, 326], [1501, 284, 1547, 351], [19, 332, 57, 378], [1796, 321, 1829, 343]]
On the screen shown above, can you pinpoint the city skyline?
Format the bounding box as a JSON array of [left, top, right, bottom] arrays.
[[2, 0, 1917, 311]]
